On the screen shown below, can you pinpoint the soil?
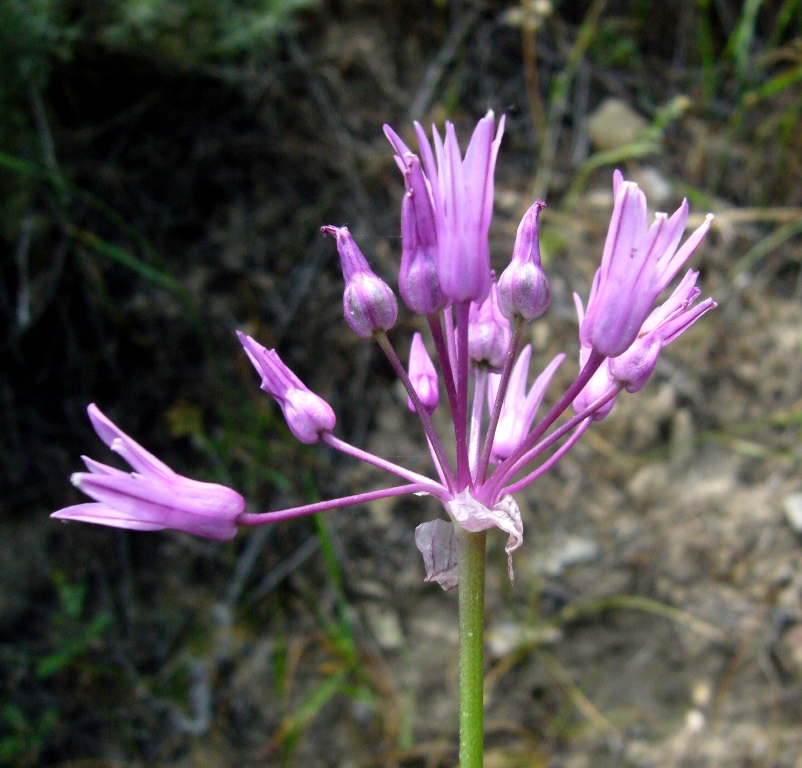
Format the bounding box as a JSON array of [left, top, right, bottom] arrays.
[[2, 1, 802, 766]]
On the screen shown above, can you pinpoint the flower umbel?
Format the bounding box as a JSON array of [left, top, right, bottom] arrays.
[[52, 404, 244, 540], [53, 120, 715, 587]]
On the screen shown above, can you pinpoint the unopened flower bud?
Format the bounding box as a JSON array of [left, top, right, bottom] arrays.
[[322, 225, 398, 338], [398, 155, 447, 315], [238, 332, 336, 444], [467, 281, 511, 371], [498, 200, 550, 321], [407, 332, 439, 414]]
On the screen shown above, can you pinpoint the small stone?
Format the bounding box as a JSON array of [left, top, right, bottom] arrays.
[[587, 98, 649, 151], [783, 492, 802, 533], [692, 680, 712, 707], [685, 709, 705, 733], [533, 535, 600, 577], [486, 621, 563, 657], [362, 603, 404, 651]]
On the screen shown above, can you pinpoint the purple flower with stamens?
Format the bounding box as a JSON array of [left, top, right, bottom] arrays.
[[609, 270, 716, 392], [51, 404, 244, 540], [487, 346, 565, 463], [53, 119, 718, 595], [238, 331, 336, 444], [580, 170, 714, 358]]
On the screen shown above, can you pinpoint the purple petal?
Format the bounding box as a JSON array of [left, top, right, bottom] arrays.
[[52, 502, 167, 532], [87, 404, 175, 480]]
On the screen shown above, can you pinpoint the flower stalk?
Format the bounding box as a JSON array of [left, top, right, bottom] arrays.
[[457, 528, 487, 768]]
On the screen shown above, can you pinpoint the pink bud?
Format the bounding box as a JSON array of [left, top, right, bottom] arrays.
[[322, 225, 398, 338], [498, 200, 550, 321], [398, 155, 447, 314], [238, 332, 336, 444], [407, 332, 439, 414], [467, 281, 511, 371]]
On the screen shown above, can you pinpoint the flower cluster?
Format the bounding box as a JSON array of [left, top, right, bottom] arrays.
[[53, 115, 715, 588]]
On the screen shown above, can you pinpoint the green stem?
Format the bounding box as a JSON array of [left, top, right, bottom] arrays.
[[458, 528, 486, 767]]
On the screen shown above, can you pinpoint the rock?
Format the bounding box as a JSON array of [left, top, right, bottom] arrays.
[[783, 492, 802, 533], [486, 621, 562, 657], [587, 98, 649, 151], [533, 535, 600, 577], [362, 602, 405, 650]]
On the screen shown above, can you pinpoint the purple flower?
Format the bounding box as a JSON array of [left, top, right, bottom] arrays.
[[580, 170, 713, 357], [322, 225, 398, 337], [487, 346, 564, 463], [396, 152, 447, 315], [573, 295, 618, 421], [386, 113, 505, 304], [238, 332, 336, 444], [497, 200, 550, 322], [51, 404, 244, 540], [467, 281, 511, 371], [407, 332, 439, 414], [609, 270, 716, 392]]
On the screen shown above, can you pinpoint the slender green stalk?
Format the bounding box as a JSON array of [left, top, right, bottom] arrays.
[[458, 528, 486, 768]]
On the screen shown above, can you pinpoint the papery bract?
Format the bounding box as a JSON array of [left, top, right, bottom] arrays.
[[415, 519, 459, 591], [446, 490, 522, 582], [52, 404, 244, 540]]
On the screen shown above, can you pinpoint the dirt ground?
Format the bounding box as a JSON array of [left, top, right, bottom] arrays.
[[3, 1, 802, 766]]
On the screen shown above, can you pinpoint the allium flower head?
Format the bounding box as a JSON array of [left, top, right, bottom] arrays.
[[497, 200, 550, 322], [580, 170, 713, 357], [52, 404, 244, 540], [238, 331, 336, 444], [322, 225, 398, 337], [53, 120, 717, 595]]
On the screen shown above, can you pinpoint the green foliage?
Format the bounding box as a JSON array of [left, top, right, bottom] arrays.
[[97, 0, 318, 65], [35, 572, 112, 679], [0, 705, 58, 767]]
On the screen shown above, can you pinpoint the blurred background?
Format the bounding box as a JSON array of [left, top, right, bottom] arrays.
[[2, 0, 802, 765]]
